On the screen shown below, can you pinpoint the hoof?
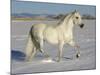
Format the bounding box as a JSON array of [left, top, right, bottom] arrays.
[[25, 58, 32, 62], [76, 53, 80, 58], [45, 55, 50, 58], [56, 59, 61, 62], [57, 60, 60, 62]]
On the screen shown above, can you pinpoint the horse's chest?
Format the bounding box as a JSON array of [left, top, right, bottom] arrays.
[[64, 32, 73, 42], [44, 27, 58, 44]]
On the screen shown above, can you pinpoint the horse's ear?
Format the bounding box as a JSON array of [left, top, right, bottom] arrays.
[[75, 9, 77, 12], [72, 9, 78, 14], [74, 9, 77, 13]]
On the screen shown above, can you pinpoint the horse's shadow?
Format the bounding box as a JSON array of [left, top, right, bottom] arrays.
[[11, 50, 73, 62], [11, 50, 26, 61], [63, 56, 73, 60]]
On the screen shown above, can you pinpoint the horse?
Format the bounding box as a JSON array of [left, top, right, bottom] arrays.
[[25, 10, 84, 62]]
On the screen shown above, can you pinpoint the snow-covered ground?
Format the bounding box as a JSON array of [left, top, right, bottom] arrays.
[[11, 20, 96, 74]]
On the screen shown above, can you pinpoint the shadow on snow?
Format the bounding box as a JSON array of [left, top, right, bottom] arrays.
[[11, 50, 26, 61], [11, 50, 73, 61]]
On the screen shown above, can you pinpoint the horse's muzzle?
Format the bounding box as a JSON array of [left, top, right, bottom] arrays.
[[79, 23, 84, 28]]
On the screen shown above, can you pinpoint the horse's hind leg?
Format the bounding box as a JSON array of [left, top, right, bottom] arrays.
[[25, 36, 34, 61], [28, 47, 37, 61], [39, 38, 50, 58], [40, 49, 50, 58]]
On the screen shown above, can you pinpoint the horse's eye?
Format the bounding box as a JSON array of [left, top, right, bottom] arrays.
[[76, 17, 79, 19]]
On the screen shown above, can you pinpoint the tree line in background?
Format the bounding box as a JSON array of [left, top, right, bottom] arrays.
[[11, 13, 96, 21], [52, 14, 96, 20]]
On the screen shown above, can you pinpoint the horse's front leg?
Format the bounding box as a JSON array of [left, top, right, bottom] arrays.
[[57, 41, 64, 62], [75, 45, 80, 58], [69, 41, 80, 58]]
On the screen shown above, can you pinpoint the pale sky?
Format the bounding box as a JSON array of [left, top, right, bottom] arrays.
[[11, 0, 96, 16]]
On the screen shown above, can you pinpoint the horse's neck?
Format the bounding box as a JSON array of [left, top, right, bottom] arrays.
[[60, 15, 74, 32]]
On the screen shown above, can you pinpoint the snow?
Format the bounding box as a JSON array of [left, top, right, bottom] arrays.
[[11, 20, 96, 74]]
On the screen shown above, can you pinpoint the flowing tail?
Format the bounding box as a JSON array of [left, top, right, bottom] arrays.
[[25, 26, 40, 61]]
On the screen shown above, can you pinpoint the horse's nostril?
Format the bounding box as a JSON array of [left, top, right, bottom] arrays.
[[80, 24, 84, 28]]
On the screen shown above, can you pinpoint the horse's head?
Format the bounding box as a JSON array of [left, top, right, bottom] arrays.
[[72, 10, 84, 28]]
